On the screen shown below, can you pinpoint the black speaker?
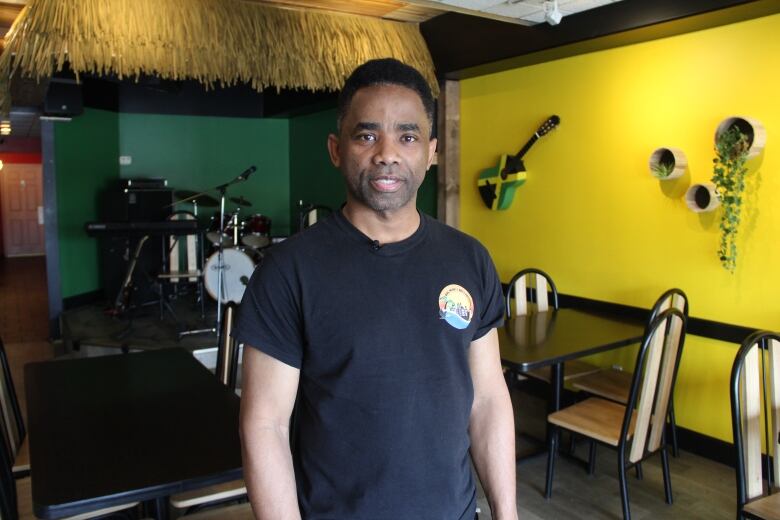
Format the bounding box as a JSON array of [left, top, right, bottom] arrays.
[[44, 79, 84, 117], [101, 188, 173, 222]]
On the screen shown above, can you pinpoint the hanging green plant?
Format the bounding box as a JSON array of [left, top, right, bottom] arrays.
[[711, 125, 750, 272]]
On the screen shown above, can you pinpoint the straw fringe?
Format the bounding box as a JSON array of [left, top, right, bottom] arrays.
[[0, 0, 438, 114]]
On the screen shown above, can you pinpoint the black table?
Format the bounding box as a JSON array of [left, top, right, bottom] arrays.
[[499, 308, 645, 412], [25, 348, 243, 520]]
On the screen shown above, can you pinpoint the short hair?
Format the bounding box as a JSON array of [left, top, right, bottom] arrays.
[[337, 58, 435, 136]]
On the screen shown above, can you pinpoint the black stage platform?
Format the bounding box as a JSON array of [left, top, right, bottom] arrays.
[[61, 297, 220, 353]]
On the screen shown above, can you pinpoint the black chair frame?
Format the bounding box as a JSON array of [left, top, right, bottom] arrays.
[[730, 330, 780, 520], [505, 268, 559, 319], [546, 308, 687, 520]]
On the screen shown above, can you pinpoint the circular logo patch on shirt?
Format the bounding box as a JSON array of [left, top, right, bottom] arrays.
[[438, 284, 474, 330]]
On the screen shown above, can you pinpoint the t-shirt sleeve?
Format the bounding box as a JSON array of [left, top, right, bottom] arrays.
[[473, 246, 505, 341], [232, 254, 304, 369]]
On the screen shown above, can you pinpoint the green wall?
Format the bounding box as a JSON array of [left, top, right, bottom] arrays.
[[55, 104, 436, 299], [118, 113, 290, 234], [288, 108, 344, 229], [288, 107, 437, 231], [54, 108, 119, 299]]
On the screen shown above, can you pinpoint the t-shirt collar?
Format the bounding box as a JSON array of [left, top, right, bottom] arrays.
[[333, 207, 428, 256]]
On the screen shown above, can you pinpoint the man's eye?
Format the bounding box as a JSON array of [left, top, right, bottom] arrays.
[[357, 134, 376, 142], [401, 135, 418, 143]]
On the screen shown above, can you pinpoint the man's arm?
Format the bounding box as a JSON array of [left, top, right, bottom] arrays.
[[239, 346, 302, 520], [468, 328, 518, 520]]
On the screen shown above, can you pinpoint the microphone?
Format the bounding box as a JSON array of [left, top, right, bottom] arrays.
[[371, 240, 381, 251], [240, 276, 249, 286], [237, 165, 257, 181]]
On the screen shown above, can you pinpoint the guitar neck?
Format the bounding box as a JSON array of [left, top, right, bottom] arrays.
[[514, 133, 540, 160]]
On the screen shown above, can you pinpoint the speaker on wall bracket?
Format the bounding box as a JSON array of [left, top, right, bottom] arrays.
[[44, 78, 83, 117]]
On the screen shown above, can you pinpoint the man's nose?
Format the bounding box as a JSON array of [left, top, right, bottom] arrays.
[[372, 137, 401, 165]]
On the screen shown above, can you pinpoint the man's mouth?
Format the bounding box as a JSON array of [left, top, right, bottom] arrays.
[[370, 175, 404, 192]]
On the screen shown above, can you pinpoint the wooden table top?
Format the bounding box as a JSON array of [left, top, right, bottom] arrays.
[[498, 308, 645, 372], [25, 348, 242, 519]]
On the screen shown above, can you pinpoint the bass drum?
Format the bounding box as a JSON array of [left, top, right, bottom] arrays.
[[203, 248, 257, 304]]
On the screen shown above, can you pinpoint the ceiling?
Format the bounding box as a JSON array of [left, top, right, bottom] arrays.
[[0, 0, 774, 136]]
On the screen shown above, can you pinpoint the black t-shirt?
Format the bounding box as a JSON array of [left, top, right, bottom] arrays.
[[234, 210, 504, 520]]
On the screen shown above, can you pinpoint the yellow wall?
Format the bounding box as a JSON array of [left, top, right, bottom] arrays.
[[460, 12, 780, 442]]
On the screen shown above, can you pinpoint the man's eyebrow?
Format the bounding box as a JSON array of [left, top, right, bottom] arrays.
[[353, 122, 380, 132], [397, 123, 421, 132]]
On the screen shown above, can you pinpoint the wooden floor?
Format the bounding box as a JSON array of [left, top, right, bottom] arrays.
[[474, 388, 737, 519], [0, 256, 738, 519]]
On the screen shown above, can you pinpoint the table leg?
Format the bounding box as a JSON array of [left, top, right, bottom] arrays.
[[546, 362, 564, 453], [549, 362, 564, 412], [149, 497, 169, 520]]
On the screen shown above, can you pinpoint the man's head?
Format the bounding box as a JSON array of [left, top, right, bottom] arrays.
[[328, 59, 438, 216], [337, 58, 435, 138]]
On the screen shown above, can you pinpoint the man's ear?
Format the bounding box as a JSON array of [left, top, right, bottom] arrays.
[[327, 134, 341, 168], [426, 138, 438, 170]]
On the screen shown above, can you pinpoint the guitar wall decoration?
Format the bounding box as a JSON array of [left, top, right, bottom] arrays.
[[477, 115, 560, 211]]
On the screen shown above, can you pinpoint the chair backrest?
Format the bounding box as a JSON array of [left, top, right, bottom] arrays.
[[0, 337, 24, 462], [505, 268, 559, 318], [648, 288, 689, 323], [298, 204, 333, 232], [620, 308, 687, 463], [167, 211, 199, 283], [731, 330, 780, 511], [216, 302, 241, 392], [0, 379, 18, 520]]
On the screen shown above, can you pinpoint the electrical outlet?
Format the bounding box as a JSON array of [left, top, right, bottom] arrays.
[[612, 364, 623, 371], [119, 155, 132, 166]]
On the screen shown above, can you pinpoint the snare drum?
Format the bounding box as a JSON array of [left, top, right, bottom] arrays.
[[241, 214, 272, 249], [203, 247, 256, 304]]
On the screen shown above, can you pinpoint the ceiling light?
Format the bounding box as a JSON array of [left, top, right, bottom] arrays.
[[544, 0, 563, 25]]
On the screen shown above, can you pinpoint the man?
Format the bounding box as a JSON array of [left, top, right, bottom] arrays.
[[236, 58, 517, 520]]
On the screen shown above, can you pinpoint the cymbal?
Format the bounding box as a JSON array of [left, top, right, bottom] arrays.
[[230, 196, 252, 207], [174, 190, 219, 207]]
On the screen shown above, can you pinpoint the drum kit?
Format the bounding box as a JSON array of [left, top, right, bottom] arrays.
[[171, 166, 268, 337]]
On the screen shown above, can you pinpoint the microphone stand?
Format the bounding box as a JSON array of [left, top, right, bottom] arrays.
[[213, 166, 257, 344]]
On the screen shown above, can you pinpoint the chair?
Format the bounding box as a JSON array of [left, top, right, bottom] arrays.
[[505, 268, 601, 383], [0, 335, 29, 478], [572, 288, 688, 457], [182, 502, 255, 519], [545, 308, 687, 520], [158, 211, 205, 320], [170, 302, 246, 514], [215, 302, 241, 392], [297, 201, 333, 232], [730, 330, 780, 520]]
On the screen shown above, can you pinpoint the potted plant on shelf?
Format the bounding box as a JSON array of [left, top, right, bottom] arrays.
[[711, 124, 750, 272], [649, 147, 686, 180]]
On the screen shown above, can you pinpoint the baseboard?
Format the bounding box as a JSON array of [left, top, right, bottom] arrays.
[[675, 426, 734, 467], [62, 290, 103, 310]]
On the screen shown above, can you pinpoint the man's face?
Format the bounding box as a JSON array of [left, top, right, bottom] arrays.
[[328, 84, 437, 214]]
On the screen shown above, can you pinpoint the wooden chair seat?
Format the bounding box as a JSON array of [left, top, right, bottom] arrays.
[[16, 477, 139, 520], [170, 479, 247, 509], [571, 368, 632, 403], [13, 435, 30, 474], [548, 397, 636, 446], [184, 502, 255, 519], [743, 490, 780, 520], [525, 360, 602, 383]]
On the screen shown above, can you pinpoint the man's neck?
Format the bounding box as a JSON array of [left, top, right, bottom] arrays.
[[342, 203, 421, 245]]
